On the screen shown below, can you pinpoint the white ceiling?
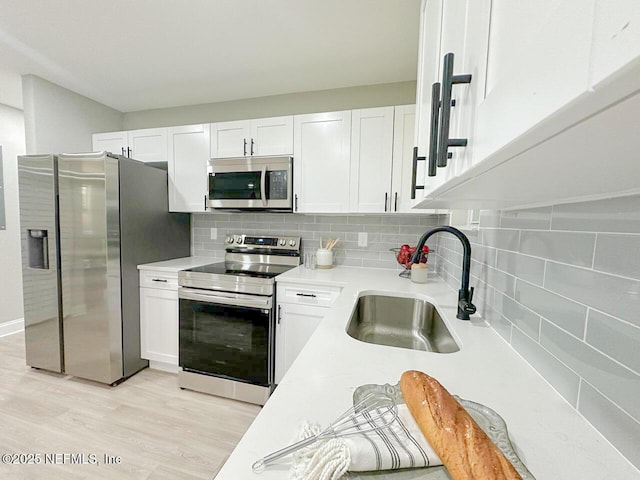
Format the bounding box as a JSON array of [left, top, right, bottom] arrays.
[[0, 0, 421, 113]]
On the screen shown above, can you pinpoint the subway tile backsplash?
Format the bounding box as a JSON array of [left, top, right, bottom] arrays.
[[433, 194, 640, 469], [192, 212, 447, 269]]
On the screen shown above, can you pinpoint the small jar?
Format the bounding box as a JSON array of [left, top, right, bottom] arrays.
[[410, 263, 428, 283], [316, 248, 333, 269]]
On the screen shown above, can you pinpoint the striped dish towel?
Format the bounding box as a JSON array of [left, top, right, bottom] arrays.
[[290, 404, 442, 480]]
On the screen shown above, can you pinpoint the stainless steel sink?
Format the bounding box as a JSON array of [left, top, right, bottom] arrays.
[[346, 294, 460, 353]]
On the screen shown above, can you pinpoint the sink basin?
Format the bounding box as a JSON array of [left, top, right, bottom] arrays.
[[346, 294, 459, 353]]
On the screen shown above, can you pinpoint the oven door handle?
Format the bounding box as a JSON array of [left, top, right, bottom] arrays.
[[260, 164, 267, 207], [179, 287, 272, 309]]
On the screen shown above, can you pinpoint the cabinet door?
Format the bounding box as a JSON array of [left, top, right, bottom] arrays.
[[473, 0, 594, 166], [437, 0, 491, 181], [349, 107, 394, 212], [92, 131, 128, 156], [140, 287, 179, 365], [414, 0, 444, 198], [293, 111, 351, 213], [127, 128, 168, 162], [275, 303, 325, 384], [590, 0, 640, 88], [391, 105, 419, 212], [210, 120, 250, 158], [251, 116, 294, 156], [168, 124, 210, 212]]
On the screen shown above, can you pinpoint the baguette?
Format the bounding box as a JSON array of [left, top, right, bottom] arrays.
[[400, 370, 522, 480]]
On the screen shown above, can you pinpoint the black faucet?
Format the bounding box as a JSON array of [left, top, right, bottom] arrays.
[[410, 226, 477, 320]]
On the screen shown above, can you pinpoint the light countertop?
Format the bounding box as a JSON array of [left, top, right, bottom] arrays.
[[137, 256, 218, 272], [214, 265, 639, 479]]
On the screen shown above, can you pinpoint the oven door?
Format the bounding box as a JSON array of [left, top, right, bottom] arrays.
[[178, 288, 274, 386], [208, 156, 292, 210]]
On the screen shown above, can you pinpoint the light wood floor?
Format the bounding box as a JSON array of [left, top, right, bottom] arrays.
[[0, 332, 260, 480]]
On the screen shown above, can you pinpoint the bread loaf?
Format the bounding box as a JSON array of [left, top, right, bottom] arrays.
[[400, 370, 522, 480]]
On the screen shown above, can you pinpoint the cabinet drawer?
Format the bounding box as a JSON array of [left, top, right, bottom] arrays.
[[139, 270, 179, 290], [277, 283, 342, 308]]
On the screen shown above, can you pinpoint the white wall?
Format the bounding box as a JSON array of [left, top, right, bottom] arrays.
[[22, 74, 123, 154], [0, 103, 26, 327], [123, 81, 416, 129]]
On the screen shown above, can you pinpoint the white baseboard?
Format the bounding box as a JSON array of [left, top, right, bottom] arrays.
[[0, 318, 24, 337]]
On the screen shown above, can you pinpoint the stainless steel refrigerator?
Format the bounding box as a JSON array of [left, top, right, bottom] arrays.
[[18, 152, 190, 384]]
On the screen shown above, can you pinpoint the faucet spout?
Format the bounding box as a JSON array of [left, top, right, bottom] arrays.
[[410, 226, 476, 320]]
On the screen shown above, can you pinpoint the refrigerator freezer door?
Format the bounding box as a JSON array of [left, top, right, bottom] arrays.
[[17, 154, 63, 373], [58, 153, 123, 384]]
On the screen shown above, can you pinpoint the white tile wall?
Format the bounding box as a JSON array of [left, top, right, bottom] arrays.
[[433, 195, 640, 469]]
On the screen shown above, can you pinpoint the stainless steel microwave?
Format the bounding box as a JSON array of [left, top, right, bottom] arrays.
[[208, 156, 293, 211]]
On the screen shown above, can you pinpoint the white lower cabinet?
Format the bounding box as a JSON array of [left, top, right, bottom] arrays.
[[275, 283, 342, 383], [139, 269, 179, 369]]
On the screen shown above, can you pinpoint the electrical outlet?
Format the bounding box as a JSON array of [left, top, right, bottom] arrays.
[[210, 228, 217, 240], [358, 232, 368, 247]]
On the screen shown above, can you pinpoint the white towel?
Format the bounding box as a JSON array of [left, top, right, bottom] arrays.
[[290, 404, 442, 480]]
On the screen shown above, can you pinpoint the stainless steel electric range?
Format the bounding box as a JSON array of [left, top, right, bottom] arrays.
[[178, 233, 301, 405]]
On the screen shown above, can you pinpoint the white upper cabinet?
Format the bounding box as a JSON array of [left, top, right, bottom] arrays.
[[590, 0, 640, 88], [293, 111, 351, 213], [412, 0, 640, 210], [349, 107, 394, 212], [92, 131, 128, 156], [251, 116, 294, 156], [210, 116, 294, 158], [91, 128, 168, 162], [168, 124, 210, 212], [472, 0, 594, 166], [210, 120, 248, 158], [391, 105, 419, 213]]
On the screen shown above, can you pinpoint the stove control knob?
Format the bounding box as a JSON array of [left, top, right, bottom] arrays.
[[289, 239, 296, 247], [235, 235, 243, 244], [226, 236, 234, 244], [279, 239, 286, 246]]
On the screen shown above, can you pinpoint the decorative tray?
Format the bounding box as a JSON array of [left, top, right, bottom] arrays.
[[350, 383, 535, 480]]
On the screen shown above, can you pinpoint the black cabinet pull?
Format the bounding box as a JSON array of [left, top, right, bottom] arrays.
[[250, 138, 255, 156], [204, 195, 208, 211], [437, 52, 472, 168], [121, 147, 126, 156], [384, 192, 388, 212], [411, 147, 426, 199], [296, 293, 317, 298], [277, 304, 282, 324], [294, 194, 298, 212], [127, 147, 132, 157], [428, 82, 441, 176], [394, 192, 398, 212], [243, 138, 247, 156], [151, 278, 167, 283]]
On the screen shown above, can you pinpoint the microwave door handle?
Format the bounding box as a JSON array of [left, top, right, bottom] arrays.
[[260, 164, 267, 207]]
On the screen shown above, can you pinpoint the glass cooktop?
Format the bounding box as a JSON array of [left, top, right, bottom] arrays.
[[184, 261, 294, 279]]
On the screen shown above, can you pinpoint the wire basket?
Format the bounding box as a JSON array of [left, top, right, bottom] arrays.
[[389, 247, 430, 278]]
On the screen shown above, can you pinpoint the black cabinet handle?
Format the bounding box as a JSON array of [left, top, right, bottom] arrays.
[[121, 147, 126, 156], [250, 138, 255, 156], [411, 147, 426, 199], [127, 147, 132, 157], [204, 195, 208, 211], [394, 192, 398, 212], [296, 293, 317, 298], [294, 194, 298, 212], [277, 305, 282, 324], [384, 192, 388, 212], [243, 138, 247, 156], [151, 278, 168, 283], [428, 82, 441, 176], [437, 52, 472, 168]]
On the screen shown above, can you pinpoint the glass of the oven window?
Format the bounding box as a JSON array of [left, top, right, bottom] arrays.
[[304, 253, 316, 269]]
